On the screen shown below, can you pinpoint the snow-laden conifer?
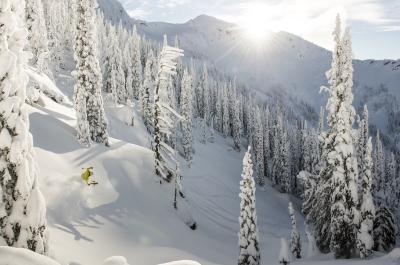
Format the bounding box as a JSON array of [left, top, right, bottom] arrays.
[[279, 238, 291, 265], [130, 26, 142, 100], [288, 202, 301, 258], [263, 107, 271, 178], [327, 25, 359, 259], [106, 27, 125, 101], [373, 205, 397, 252], [254, 107, 264, 189], [357, 105, 369, 201], [300, 121, 311, 173], [357, 138, 375, 259], [189, 58, 198, 118], [95, 10, 108, 81], [72, 0, 109, 147], [233, 100, 242, 152], [48, 1, 66, 78], [122, 39, 134, 103], [272, 115, 282, 188], [291, 126, 300, 185], [305, 226, 320, 257], [201, 115, 207, 145], [246, 95, 253, 143], [238, 147, 260, 265], [141, 50, 156, 133], [222, 85, 229, 138], [309, 15, 359, 257], [199, 63, 208, 119], [153, 36, 184, 182], [0, 0, 49, 254], [372, 130, 385, 206], [25, 0, 52, 79], [209, 117, 215, 143], [180, 69, 194, 165], [281, 132, 291, 194], [309, 128, 320, 176], [297, 171, 317, 216]]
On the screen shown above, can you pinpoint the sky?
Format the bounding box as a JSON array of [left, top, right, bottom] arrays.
[[118, 0, 400, 60]]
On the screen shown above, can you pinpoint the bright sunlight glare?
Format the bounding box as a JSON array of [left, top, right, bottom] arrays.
[[242, 11, 270, 41]]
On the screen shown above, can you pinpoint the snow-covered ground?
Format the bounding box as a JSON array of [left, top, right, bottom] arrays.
[[3, 0, 399, 264], [12, 53, 398, 265]]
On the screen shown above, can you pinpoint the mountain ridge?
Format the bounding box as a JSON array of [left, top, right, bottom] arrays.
[[97, 0, 400, 151]]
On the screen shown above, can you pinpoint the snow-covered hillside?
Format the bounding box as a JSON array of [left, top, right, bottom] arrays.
[[2, 0, 400, 264], [25, 54, 399, 265], [98, 0, 400, 144]]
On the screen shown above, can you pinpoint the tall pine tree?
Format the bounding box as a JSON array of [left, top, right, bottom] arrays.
[[238, 147, 260, 265], [72, 0, 109, 147]]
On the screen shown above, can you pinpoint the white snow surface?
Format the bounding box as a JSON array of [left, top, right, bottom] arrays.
[[20, 52, 395, 265], [6, 1, 397, 264], [0, 246, 61, 265], [102, 256, 130, 265]]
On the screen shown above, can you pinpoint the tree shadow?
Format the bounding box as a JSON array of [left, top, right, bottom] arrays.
[[29, 112, 83, 154], [54, 221, 94, 242]]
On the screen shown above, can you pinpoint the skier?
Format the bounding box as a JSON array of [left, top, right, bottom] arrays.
[[81, 167, 93, 185]]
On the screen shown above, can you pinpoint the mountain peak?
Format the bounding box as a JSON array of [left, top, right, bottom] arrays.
[[188, 14, 238, 28]]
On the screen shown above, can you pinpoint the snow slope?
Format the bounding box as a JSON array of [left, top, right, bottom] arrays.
[[23, 51, 398, 265], [97, 0, 400, 153]]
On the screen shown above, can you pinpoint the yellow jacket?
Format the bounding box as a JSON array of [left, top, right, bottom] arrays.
[[81, 168, 92, 184]]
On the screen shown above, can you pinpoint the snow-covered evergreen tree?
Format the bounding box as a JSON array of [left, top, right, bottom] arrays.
[[279, 238, 291, 265], [180, 69, 194, 165], [281, 133, 291, 194], [153, 36, 184, 182], [141, 50, 156, 133], [271, 135, 280, 188], [222, 85, 229, 138], [254, 107, 264, 189], [106, 26, 124, 101], [300, 121, 311, 173], [173, 36, 183, 105], [238, 147, 260, 265], [246, 95, 253, 144], [130, 26, 142, 100], [25, 0, 52, 79], [327, 25, 359, 259], [357, 137, 375, 259], [48, 1, 66, 77], [201, 115, 207, 145], [372, 130, 385, 206], [373, 205, 397, 252], [309, 128, 320, 176], [298, 171, 317, 217], [209, 117, 215, 143], [288, 202, 301, 258], [263, 107, 270, 178], [305, 226, 320, 257], [233, 100, 242, 152], [122, 39, 134, 103], [357, 104, 369, 201], [272, 115, 282, 188], [199, 63, 209, 119], [72, 0, 109, 146], [0, 0, 49, 254], [309, 15, 359, 257], [291, 126, 300, 192]]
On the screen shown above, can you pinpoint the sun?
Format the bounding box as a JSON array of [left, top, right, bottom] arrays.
[[241, 9, 271, 41], [245, 22, 270, 41]]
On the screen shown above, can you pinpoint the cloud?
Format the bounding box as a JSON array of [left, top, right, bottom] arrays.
[[127, 7, 152, 19], [217, 0, 398, 50], [378, 26, 400, 31]]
